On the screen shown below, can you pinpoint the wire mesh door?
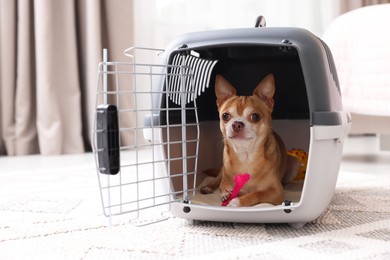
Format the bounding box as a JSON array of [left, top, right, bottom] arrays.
[[92, 49, 201, 224]]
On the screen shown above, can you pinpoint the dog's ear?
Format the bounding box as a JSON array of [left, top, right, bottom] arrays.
[[253, 74, 275, 109], [215, 75, 236, 108]]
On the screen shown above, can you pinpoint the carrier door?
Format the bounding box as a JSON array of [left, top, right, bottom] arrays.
[[92, 48, 217, 224]]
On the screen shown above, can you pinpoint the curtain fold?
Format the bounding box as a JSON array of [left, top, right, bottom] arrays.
[[34, 0, 84, 155], [76, 0, 104, 152], [340, 0, 390, 13], [15, 0, 39, 155], [0, 0, 133, 155], [0, 0, 17, 155]]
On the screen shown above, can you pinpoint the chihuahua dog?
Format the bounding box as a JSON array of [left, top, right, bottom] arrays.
[[200, 74, 298, 207]]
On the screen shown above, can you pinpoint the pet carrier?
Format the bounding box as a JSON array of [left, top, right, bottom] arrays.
[[92, 19, 351, 228]]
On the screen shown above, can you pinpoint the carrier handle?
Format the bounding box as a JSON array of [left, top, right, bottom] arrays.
[[255, 16, 266, 27], [124, 46, 165, 58]]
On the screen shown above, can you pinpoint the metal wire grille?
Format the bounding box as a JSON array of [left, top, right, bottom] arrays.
[[92, 50, 202, 222]]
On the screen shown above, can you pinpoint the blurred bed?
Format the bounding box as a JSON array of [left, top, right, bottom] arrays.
[[323, 4, 390, 150]]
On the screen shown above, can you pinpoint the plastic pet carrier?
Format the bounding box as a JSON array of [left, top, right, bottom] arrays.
[[92, 19, 351, 227]]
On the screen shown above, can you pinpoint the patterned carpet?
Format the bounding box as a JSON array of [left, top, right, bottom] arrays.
[[0, 154, 390, 259]]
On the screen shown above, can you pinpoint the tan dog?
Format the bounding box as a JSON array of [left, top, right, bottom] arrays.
[[200, 74, 298, 207]]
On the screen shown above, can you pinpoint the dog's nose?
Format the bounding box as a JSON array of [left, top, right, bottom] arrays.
[[232, 121, 245, 132]]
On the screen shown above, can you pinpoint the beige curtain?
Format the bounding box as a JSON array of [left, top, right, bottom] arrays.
[[340, 0, 390, 13], [0, 0, 133, 155]]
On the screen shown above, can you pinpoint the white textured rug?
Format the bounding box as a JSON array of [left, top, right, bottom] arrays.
[[1, 154, 390, 259]]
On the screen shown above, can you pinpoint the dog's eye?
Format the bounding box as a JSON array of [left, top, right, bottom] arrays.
[[222, 113, 231, 122], [251, 113, 261, 122]]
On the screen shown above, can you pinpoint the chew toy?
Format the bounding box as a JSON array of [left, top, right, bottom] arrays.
[[287, 148, 308, 181], [221, 173, 251, 206]]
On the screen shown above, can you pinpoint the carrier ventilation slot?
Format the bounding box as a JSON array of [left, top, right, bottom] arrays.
[[168, 53, 218, 105]]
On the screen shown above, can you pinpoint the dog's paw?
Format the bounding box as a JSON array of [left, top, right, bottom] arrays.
[[227, 198, 241, 207], [220, 189, 232, 202], [200, 186, 214, 194]]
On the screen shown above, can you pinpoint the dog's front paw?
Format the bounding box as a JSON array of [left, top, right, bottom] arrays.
[[227, 198, 241, 207], [220, 189, 232, 202]]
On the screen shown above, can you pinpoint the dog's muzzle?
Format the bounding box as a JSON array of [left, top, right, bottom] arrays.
[[232, 121, 245, 133]]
